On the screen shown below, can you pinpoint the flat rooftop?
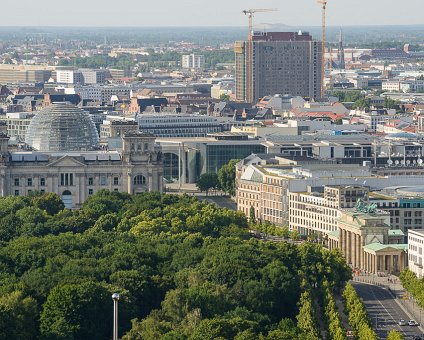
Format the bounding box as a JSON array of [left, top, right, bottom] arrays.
[[408, 229, 424, 236]]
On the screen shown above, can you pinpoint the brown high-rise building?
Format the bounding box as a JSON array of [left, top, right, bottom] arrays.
[[235, 31, 322, 103]]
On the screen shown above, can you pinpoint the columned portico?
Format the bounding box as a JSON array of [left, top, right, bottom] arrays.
[[329, 209, 407, 275], [363, 250, 407, 274]]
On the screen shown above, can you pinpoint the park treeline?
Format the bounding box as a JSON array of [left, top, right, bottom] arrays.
[[0, 190, 352, 339]]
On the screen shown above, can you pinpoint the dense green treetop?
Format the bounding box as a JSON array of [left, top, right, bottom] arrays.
[[218, 159, 240, 196], [0, 190, 351, 339], [196, 173, 219, 196]]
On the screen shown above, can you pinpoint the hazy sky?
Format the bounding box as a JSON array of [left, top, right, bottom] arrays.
[[1, 0, 422, 27]]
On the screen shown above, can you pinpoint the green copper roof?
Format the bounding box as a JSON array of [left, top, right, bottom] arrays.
[[327, 229, 340, 238], [389, 229, 405, 237], [363, 243, 407, 252]]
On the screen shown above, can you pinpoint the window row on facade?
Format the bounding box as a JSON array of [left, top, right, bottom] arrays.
[[13, 174, 147, 187]]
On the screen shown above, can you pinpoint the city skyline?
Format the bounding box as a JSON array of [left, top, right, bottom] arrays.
[[1, 0, 422, 27]]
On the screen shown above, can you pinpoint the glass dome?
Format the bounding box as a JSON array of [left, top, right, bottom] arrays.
[[25, 103, 99, 151], [385, 132, 418, 141]]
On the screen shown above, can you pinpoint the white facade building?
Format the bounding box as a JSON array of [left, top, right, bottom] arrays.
[[56, 70, 106, 85], [182, 54, 205, 69], [408, 229, 424, 278], [382, 81, 401, 92], [382, 79, 424, 93], [64, 85, 132, 102], [353, 109, 397, 132], [0, 112, 34, 141], [57, 70, 84, 84], [64, 86, 103, 101], [138, 113, 222, 137]]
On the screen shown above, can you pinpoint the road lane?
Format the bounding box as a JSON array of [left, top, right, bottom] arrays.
[[352, 282, 423, 339]]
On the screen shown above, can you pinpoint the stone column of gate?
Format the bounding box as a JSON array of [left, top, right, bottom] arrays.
[[356, 234, 361, 269], [347, 231, 352, 265], [352, 232, 356, 269], [343, 230, 348, 261]]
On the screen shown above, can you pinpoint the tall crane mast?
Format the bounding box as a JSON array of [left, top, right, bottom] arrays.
[[317, 0, 327, 99], [242, 8, 277, 103]]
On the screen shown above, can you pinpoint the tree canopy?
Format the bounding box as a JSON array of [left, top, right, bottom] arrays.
[[217, 159, 240, 196], [196, 173, 218, 195], [0, 190, 351, 339]]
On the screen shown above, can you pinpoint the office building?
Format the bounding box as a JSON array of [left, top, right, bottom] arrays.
[[157, 134, 266, 184], [369, 187, 424, 233], [56, 69, 107, 85], [56, 70, 84, 84], [109, 69, 133, 79], [80, 69, 107, 84], [235, 31, 322, 102], [0, 65, 52, 84], [0, 112, 34, 141], [236, 155, 373, 226], [182, 54, 205, 69], [64, 85, 132, 102], [137, 113, 223, 137], [289, 186, 369, 235], [408, 229, 424, 278]]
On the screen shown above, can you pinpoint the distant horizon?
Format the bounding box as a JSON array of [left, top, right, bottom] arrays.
[[1, 0, 422, 27], [1, 24, 424, 29]]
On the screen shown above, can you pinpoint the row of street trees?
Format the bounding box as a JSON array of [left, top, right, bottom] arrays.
[[400, 268, 424, 308], [296, 290, 321, 340], [342, 283, 377, 340]]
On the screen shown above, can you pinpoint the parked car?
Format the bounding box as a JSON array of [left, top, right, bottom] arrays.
[[409, 319, 419, 326], [399, 319, 406, 326]]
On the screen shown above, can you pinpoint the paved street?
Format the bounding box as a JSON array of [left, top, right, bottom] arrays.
[[352, 281, 424, 339], [198, 195, 237, 210]]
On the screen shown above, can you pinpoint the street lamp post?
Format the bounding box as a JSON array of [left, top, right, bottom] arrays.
[[112, 293, 120, 340]]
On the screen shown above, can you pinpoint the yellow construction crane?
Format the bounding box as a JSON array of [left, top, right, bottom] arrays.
[[317, 0, 327, 99], [242, 8, 277, 103]]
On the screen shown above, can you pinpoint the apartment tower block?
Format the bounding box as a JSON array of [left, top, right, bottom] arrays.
[[235, 31, 322, 103]]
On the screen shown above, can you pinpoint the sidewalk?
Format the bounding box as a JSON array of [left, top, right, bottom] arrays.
[[353, 274, 424, 330], [334, 294, 354, 334]]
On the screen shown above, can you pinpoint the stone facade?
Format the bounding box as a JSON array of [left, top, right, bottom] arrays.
[[289, 186, 369, 235], [0, 132, 163, 208], [328, 210, 407, 275], [236, 162, 289, 225]]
